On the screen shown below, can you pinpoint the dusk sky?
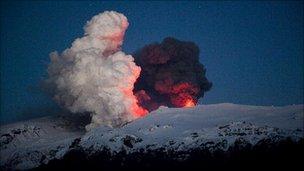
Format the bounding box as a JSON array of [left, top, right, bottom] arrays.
[[1, 1, 303, 124]]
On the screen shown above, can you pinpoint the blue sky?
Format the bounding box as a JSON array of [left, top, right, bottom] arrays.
[[1, 1, 303, 124]]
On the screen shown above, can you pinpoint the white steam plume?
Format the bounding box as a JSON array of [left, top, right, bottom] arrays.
[[46, 11, 147, 130]]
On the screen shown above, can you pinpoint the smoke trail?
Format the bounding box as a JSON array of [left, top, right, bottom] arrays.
[[46, 11, 147, 130], [134, 37, 212, 111]]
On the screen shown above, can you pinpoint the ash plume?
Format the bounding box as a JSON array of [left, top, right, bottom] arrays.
[[134, 37, 212, 111], [45, 11, 147, 130]]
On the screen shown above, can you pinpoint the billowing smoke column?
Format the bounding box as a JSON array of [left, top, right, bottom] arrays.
[[134, 37, 212, 111], [46, 11, 147, 130]]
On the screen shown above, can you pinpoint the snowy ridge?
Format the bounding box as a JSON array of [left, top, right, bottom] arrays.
[[0, 116, 85, 170], [1, 103, 303, 170], [81, 103, 303, 153]]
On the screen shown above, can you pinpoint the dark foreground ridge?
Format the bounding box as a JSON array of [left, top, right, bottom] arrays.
[[35, 138, 303, 171]]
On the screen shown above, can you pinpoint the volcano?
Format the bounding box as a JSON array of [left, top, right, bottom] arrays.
[[1, 103, 303, 170]]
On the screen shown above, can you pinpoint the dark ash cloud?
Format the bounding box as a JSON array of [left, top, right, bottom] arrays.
[[134, 37, 212, 111]]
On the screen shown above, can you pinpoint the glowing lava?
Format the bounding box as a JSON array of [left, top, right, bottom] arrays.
[[169, 82, 199, 108], [184, 99, 196, 107]]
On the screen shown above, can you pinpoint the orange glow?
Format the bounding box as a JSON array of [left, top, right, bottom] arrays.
[[131, 105, 148, 117], [184, 99, 195, 107], [122, 89, 148, 118]]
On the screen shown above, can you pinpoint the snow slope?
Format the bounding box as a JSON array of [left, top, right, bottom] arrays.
[[1, 103, 303, 170]]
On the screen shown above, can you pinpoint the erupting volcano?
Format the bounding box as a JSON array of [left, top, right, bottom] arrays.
[[45, 11, 211, 130], [133, 37, 212, 111]]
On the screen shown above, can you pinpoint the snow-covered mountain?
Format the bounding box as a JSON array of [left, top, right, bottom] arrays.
[[1, 103, 303, 170]]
